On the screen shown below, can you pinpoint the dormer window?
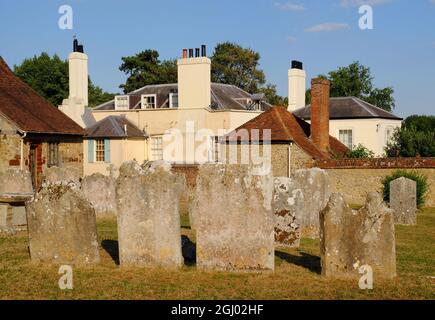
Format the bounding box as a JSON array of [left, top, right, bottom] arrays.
[[114, 95, 130, 110], [141, 94, 157, 109], [169, 93, 178, 108]]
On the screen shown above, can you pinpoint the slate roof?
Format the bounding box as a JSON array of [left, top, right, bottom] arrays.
[[84, 115, 146, 138], [0, 57, 84, 135], [94, 83, 272, 111], [292, 97, 402, 120], [224, 107, 348, 160]]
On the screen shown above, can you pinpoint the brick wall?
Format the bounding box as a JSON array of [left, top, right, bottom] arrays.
[[315, 158, 435, 207]]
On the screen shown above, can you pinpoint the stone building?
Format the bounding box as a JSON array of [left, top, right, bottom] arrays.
[[0, 57, 84, 188], [222, 79, 348, 177]]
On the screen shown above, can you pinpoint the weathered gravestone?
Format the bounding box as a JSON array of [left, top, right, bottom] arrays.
[[192, 164, 274, 271], [320, 192, 396, 279], [0, 169, 33, 233], [26, 182, 100, 265], [294, 168, 330, 239], [81, 173, 117, 217], [44, 166, 81, 186], [390, 177, 417, 225], [116, 161, 184, 268], [273, 177, 304, 248]]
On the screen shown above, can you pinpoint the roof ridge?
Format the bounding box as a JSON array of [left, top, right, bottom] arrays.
[[353, 97, 398, 117], [352, 97, 377, 117]]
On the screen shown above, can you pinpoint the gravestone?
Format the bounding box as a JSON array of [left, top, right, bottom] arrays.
[[81, 173, 117, 217], [44, 166, 81, 186], [390, 177, 417, 225], [26, 182, 100, 265], [116, 161, 184, 268], [320, 192, 396, 279], [192, 164, 274, 272], [294, 168, 330, 238], [273, 177, 304, 248]]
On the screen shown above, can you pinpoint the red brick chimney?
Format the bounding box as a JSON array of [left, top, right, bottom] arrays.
[[310, 78, 330, 153]]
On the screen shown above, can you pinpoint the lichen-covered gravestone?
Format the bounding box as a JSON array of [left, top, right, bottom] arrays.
[[273, 177, 304, 248], [116, 161, 185, 268], [192, 164, 274, 271], [81, 173, 117, 217], [390, 177, 417, 225], [44, 166, 81, 186], [294, 168, 330, 239], [320, 192, 396, 279], [26, 182, 100, 265]]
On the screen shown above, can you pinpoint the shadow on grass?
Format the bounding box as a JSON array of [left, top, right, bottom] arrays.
[[101, 240, 120, 265], [275, 250, 321, 274]]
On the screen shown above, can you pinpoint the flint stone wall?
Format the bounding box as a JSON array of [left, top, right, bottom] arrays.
[[273, 177, 303, 248], [320, 192, 396, 279], [81, 173, 117, 217], [294, 168, 330, 239], [26, 182, 100, 265], [193, 164, 275, 272], [116, 161, 184, 268], [390, 177, 417, 225]]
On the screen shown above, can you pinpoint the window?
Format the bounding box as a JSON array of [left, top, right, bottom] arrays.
[[169, 93, 179, 108], [114, 95, 130, 110], [339, 129, 353, 150], [151, 136, 163, 160], [385, 126, 394, 144], [95, 139, 105, 162], [141, 94, 157, 109], [47, 142, 59, 167]]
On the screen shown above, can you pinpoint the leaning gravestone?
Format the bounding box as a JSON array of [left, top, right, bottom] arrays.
[[81, 173, 117, 217], [44, 166, 81, 186], [116, 161, 184, 268], [26, 182, 100, 265], [390, 177, 417, 225], [273, 177, 304, 248], [192, 164, 275, 271], [294, 168, 330, 239], [320, 192, 396, 279]]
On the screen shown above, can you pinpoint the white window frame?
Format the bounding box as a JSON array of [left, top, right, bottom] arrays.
[[114, 95, 130, 110], [94, 139, 105, 163], [150, 136, 163, 161], [141, 94, 157, 109], [169, 93, 179, 108], [338, 128, 354, 150], [385, 125, 395, 145]]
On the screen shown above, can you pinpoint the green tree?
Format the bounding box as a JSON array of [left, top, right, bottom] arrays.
[[119, 50, 177, 93], [306, 62, 395, 111], [258, 84, 287, 106], [385, 115, 435, 157], [211, 42, 266, 94], [14, 52, 114, 108], [347, 144, 375, 159]]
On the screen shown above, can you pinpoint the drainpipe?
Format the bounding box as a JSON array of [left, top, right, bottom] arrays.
[[19, 130, 27, 170], [288, 142, 292, 177], [124, 124, 128, 162]]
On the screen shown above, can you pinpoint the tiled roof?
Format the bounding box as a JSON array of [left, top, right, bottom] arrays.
[[94, 83, 272, 111], [0, 57, 84, 135], [225, 107, 348, 160], [84, 115, 146, 138], [293, 97, 402, 120]]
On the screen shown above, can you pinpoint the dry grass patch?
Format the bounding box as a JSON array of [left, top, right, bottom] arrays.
[[0, 208, 434, 300]]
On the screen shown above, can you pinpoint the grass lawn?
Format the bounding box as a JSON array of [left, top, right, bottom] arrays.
[[0, 208, 434, 300]]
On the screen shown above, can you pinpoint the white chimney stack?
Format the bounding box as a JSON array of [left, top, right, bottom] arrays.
[[288, 60, 306, 112], [177, 45, 211, 109], [59, 38, 95, 128]]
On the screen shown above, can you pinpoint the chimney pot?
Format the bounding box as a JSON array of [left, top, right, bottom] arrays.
[[310, 78, 330, 153], [291, 60, 303, 70], [201, 45, 207, 57], [195, 48, 200, 57], [189, 49, 194, 58], [182, 49, 188, 59]]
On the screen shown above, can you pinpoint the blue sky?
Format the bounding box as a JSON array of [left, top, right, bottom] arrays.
[[0, 0, 434, 117]]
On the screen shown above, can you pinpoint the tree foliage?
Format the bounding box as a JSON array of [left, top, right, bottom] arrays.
[[14, 52, 114, 108], [306, 62, 395, 111], [119, 50, 177, 93], [385, 115, 435, 157]]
